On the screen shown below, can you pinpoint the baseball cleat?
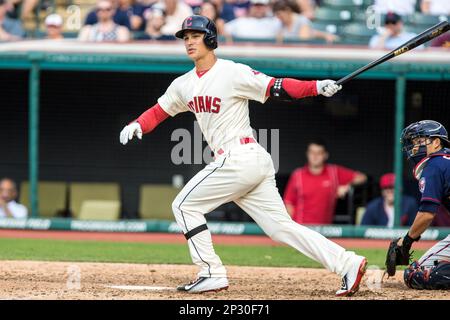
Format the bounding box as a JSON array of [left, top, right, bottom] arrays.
[[177, 277, 229, 293], [336, 256, 368, 297]]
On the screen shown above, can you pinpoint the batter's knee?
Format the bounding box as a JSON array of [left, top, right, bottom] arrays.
[[404, 261, 450, 290]]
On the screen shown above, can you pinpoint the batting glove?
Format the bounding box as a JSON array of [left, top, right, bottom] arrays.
[[120, 122, 143, 145], [316, 80, 342, 97]]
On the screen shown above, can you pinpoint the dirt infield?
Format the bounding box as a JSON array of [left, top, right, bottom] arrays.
[[0, 260, 449, 300]]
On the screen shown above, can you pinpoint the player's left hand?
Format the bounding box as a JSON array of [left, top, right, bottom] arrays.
[[120, 122, 143, 145], [385, 233, 419, 276], [316, 80, 342, 97]]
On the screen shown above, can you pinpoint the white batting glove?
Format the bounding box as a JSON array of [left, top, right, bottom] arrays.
[[120, 122, 143, 145], [316, 80, 342, 97]]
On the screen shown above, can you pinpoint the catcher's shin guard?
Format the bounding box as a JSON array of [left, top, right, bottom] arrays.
[[404, 260, 450, 290]]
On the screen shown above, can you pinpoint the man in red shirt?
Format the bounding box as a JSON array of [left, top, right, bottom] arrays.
[[283, 140, 367, 224]]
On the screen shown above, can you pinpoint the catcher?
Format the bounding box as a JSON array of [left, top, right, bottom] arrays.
[[386, 120, 450, 290]]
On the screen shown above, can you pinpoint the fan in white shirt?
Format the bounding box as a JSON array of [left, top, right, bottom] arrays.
[[0, 178, 28, 219], [373, 0, 417, 16]]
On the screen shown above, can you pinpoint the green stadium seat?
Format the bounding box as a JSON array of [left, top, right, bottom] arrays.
[[340, 22, 378, 43], [314, 7, 353, 24], [19, 181, 68, 217], [78, 200, 120, 220], [403, 24, 426, 35], [322, 0, 364, 10], [408, 13, 445, 26], [139, 184, 181, 220], [311, 21, 340, 34], [69, 182, 120, 219], [282, 38, 327, 45], [231, 37, 277, 43]]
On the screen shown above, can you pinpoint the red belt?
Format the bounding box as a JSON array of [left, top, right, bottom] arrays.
[[217, 137, 256, 155]]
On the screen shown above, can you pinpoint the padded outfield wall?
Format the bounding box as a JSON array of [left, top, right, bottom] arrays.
[[0, 40, 449, 224]]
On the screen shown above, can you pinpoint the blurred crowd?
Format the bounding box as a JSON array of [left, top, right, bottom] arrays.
[[0, 0, 449, 47]]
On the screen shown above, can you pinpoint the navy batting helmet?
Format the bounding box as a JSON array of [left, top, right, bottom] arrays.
[[401, 120, 449, 165], [175, 15, 218, 49]]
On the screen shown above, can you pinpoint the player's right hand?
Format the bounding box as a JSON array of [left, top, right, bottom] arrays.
[[120, 122, 143, 145]]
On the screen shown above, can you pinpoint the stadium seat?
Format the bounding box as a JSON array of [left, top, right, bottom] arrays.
[[403, 24, 427, 35], [139, 184, 181, 220], [282, 38, 327, 45], [314, 7, 353, 24], [19, 181, 67, 217], [69, 182, 120, 219], [311, 21, 340, 34], [231, 37, 277, 43], [78, 200, 120, 220], [408, 13, 446, 26], [340, 22, 378, 43], [322, 0, 363, 10], [354, 206, 366, 225]]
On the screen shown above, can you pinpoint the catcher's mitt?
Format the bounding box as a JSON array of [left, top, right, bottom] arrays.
[[385, 235, 417, 277]]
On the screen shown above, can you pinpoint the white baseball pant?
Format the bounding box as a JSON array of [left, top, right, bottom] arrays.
[[418, 235, 450, 267], [172, 141, 359, 278]]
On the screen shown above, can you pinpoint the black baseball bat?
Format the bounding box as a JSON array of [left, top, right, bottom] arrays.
[[335, 20, 450, 86]]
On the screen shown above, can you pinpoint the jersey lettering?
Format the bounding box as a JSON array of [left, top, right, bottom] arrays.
[[187, 96, 221, 114], [212, 97, 221, 113]]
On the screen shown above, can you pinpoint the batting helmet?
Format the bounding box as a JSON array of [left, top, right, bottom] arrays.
[[401, 120, 450, 165], [175, 15, 218, 49]]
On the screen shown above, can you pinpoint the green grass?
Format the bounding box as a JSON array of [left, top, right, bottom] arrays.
[[0, 238, 425, 269]]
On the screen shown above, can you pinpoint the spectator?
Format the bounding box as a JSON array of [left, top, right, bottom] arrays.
[[184, 0, 203, 12], [199, 0, 226, 36], [283, 140, 367, 225], [361, 173, 418, 227], [160, 0, 193, 35], [296, 0, 316, 20], [224, 0, 281, 39], [117, 0, 146, 31], [78, 0, 131, 42], [373, 0, 417, 17], [136, 7, 176, 39], [45, 13, 64, 40], [85, 0, 131, 29], [137, 0, 159, 9], [430, 32, 450, 47], [273, 0, 338, 43], [421, 0, 450, 16], [228, 0, 251, 19], [209, 0, 236, 23], [0, 178, 28, 219], [369, 12, 421, 50], [0, 0, 24, 41]]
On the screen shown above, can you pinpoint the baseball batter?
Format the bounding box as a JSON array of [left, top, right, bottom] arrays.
[[120, 15, 367, 296]]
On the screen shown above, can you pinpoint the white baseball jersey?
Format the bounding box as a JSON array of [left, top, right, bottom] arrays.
[[158, 58, 272, 155]]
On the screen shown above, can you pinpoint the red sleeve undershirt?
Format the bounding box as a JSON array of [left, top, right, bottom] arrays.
[[136, 79, 316, 134], [265, 78, 318, 98], [134, 103, 169, 134]]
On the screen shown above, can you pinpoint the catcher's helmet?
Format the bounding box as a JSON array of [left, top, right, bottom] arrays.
[[175, 15, 218, 49], [401, 120, 449, 164]]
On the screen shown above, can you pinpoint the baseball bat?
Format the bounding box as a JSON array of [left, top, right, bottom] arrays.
[[335, 20, 450, 86]]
